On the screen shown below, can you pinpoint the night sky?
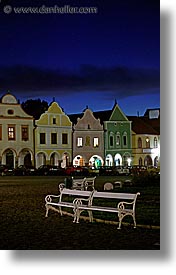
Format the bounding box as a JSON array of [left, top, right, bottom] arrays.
[[0, 0, 160, 116]]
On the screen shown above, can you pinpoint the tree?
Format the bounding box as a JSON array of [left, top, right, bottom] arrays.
[[22, 99, 48, 120]]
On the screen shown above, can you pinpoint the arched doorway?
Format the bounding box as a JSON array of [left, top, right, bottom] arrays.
[[144, 155, 152, 166], [24, 153, 32, 167], [114, 153, 122, 166], [105, 154, 113, 166], [73, 155, 85, 167], [5, 149, 14, 169], [50, 152, 60, 166], [36, 152, 46, 168], [89, 155, 103, 168]]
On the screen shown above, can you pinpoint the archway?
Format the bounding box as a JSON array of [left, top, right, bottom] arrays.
[[89, 155, 103, 168], [114, 153, 122, 166], [144, 155, 152, 166], [50, 152, 60, 166], [73, 155, 85, 167], [36, 152, 46, 168], [105, 154, 113, 166], [5, 149, 14, 169]]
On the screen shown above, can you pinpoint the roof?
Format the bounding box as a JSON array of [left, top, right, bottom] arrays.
[[127, 116, 159, 135]]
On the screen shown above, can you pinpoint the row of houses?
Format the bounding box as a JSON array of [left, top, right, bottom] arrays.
[[0, 92, 160, 169]]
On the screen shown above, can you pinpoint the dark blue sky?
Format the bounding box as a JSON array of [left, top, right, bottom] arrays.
[[0, 0, 160, 116]]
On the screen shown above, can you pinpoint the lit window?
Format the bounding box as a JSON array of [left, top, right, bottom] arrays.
[[93, 137, 99, 147], [154, 137, 158, 148], [8, 126, 15, 140], [21, 125, 28, 141], [146, 137, 150, 148], [116, 134, 120, 146], [77, 137, 83, 147]]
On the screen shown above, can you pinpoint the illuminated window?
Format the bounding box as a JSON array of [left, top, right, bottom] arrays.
[[40, 133, 46, 144], [51, 133, 57, 144], [62, 133, 68, 144], [77, 137, 83, 147], [116, 133, 120, 146], [146, 137, 150, 148], [93, 137, 99, 147], [21, 125, 28, 141], [8, 125, 15, 140], [154, 137, 158, 148]]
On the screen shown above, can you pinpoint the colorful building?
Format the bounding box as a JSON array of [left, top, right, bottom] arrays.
[[69, 108, 104, 167], [94, 102, 132, 166], [0, 92, 34, 168], [128, 108, 160, 167], [34, 101, 72, 168]]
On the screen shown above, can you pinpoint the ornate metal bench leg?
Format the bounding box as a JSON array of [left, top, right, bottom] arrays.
[[45, 205, 49, 217], [133, 214, 137, 228], [117, 212, 123, 229], [88, 210, 93, 222]]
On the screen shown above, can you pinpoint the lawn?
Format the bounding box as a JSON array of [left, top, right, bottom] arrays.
[[0, 175, 160, 250]]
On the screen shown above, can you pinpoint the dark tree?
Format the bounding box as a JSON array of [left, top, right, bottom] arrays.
[[22, 99, 48, 120]]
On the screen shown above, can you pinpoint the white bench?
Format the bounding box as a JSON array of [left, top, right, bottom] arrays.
[[73, 190, 140, 229], [60, 176, 96, 191], [45, 188, 94, 218]]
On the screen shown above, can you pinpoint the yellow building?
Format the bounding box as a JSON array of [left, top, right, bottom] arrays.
[[35, 101, 72, 168], [0, 92, 34, 168], [129, 111, 160, 167]]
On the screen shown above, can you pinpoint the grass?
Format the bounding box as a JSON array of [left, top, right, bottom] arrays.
[[0, 175, 160, 250]]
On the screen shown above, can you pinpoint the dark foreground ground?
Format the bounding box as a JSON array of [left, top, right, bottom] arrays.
[[0, 176, 160, 250]]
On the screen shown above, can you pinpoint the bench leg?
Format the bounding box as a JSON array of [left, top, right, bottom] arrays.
[[45, 204, 49, 217], [88, 210, 93, 222], [133, 213, 137, 228]]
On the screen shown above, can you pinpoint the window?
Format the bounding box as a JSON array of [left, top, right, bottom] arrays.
[[122, 132, 127, 147], [110, 135, 114, 147], [146, 137, 150, 148], [85, 136, 90, 146], [62, 133, 68, 145], [116, 133, 120, 146], [154, 137, 158, 148], [40, 133, 46, 144], [53, 118, 56, 124], [77, 137, 83, 147], [21, 125, 28, 141], [8, 125, 15, 140], [0, 125, 2, 140], [93, 137, 99, 147], [51, 133, 57, 144], [7, 109, 14, 115], [138, 137, 142, 148]]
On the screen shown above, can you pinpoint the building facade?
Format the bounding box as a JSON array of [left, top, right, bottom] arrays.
[[94, 103, 132, 167], [71, 108, 104, 167], [0, 93, 34, 168], [35, 101, 72, 168], [129, 109, 160, 167]]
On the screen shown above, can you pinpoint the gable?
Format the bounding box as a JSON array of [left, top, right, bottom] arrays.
[[109, 104, 128, 121]]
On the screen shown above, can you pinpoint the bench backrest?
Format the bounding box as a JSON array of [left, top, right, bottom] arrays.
[[59, 188, 93, 202], [93, 191, 140, 200]]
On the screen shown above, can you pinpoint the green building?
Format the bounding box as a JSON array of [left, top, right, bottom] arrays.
[[94, 102, 132, 166]]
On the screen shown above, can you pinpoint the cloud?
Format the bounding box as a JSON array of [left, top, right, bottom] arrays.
[[0, 64, 159, 99]]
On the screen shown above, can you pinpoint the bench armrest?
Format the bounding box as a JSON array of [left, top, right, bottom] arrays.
[[73, 197, 92, 207], [45, 194, 60, 203], [117, 201, 134, 211]]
